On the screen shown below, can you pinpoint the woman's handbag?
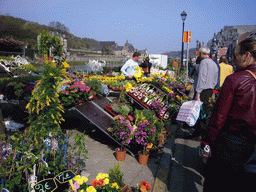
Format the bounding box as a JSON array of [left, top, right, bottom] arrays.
[[213, 132, 255, 170]]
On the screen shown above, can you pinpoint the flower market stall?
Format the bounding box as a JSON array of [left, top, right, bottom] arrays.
[[0, 31, 190, 191]]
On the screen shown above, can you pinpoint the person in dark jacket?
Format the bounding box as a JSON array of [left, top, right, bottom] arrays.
[[201, 36, 256, 192], [139, 57, 152, 77]]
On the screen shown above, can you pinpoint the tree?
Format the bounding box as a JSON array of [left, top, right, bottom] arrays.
[[38, 30, 63, 57], [48, 21, 70, 34], [102, 44, 114, 55]]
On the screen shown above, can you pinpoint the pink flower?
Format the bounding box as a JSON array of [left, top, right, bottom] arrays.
[[66, 91, 70, 95]]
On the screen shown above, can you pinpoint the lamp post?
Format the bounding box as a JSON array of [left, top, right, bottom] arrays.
[[180, 11, 187, 73]]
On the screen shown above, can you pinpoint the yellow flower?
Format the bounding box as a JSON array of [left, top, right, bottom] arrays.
[[111, 182, 119, 189], [96, 173, 104, 180], [147, 143, 153, 149], [125, 82, 133, 92], [104, 178, 109, 185], [82, 176, 88, 183], [80, 190, 85, 192], [77, 179, 84, 185], [49, 73, 53, 76], [62, 61, 70, 68], [69, 180, 74, 191], [86, 186, 96, 192], [73, 175, 81, 181]]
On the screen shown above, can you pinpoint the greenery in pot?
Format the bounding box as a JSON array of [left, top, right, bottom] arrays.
[[109, 162, 125, 190]]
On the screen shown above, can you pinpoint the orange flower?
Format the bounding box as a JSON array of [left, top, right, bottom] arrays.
[[91, 179, 98, 187], [140, 185, 147, 192], [140, 180, 151, 190]]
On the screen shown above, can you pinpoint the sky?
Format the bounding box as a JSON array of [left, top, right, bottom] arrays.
[[0, 0, 256, 54]]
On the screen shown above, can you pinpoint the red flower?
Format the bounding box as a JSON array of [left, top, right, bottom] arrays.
[[140, 180, 151, 190], [98, 179, 105, 186], [91, 179, 98, 187]]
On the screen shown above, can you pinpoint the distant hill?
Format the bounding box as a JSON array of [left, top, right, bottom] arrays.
[[166, 47, 197, 59], [0, 15, 99, 50]]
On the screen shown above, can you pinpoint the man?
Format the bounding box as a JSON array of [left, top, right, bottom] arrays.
[[121, 52, 141, 80], [139, 57, 152, 77], [190, 47, 219, 139]]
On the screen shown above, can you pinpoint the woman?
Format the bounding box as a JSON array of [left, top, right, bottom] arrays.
[[201, 37, 256, 191], [219, 55, 233, 88]]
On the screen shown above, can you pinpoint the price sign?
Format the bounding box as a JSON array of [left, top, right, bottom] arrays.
[[34, 170, 76, 192], [55, 170, 76, 184], [34, 179, 57, 192]]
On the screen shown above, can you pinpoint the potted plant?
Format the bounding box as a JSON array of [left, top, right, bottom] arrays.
[[132, 180, 152, 192], [59, 80, 90, 107], [134, 120, 157, 165], [107, 115, 135, 161], [109, 162, 126, 191]]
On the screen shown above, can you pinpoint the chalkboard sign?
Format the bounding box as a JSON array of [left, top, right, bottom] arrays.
[[33, 170, 76, 192], [55, 170, 76, 184], [34, 179, 57, 192]]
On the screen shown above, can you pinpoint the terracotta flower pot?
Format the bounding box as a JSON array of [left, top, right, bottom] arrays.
[[138, 151, 149, 165], [115, 148, 126, 161]]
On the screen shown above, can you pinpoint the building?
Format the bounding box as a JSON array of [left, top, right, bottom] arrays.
[[207, 25, 256, 62]]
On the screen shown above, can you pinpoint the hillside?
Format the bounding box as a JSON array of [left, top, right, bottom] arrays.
[[166, 47, 197, 59], [0, 15, 99, 50]]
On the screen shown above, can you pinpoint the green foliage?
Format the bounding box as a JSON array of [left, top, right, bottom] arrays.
[[3, 81, 26, 100], [26, 57, 66, 139], [108, 163, 124, 188], [0, 75, 41, 93], [84, 78, 103, 96], [0, 56, 14, 61], [38, 30, 63, 57]]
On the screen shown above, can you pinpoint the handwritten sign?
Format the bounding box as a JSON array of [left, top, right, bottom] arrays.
[[34, 179, 57, 192], [55, 170, 75, 184], [33, 170, 76, 192]]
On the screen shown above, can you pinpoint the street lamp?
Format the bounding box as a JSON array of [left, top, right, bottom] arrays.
[[180, 11, 187, 72]]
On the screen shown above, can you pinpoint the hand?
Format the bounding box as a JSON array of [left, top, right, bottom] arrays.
[[195, 94, 200, 100], [201, 149, 211, 159], [127, 75, 132, 79]]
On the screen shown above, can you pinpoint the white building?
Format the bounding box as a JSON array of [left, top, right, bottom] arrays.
[[149, 54, 168, 69]]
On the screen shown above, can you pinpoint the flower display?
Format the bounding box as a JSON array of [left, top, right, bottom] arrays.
[[107, 115, 135, 151], [84, 60, 106, 74], [134, 180, 152, 192], [69, 175, 88, 192], [89, 172, 119, 192], [59, 79, 90, 107], [134, 121, 157, 154]]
